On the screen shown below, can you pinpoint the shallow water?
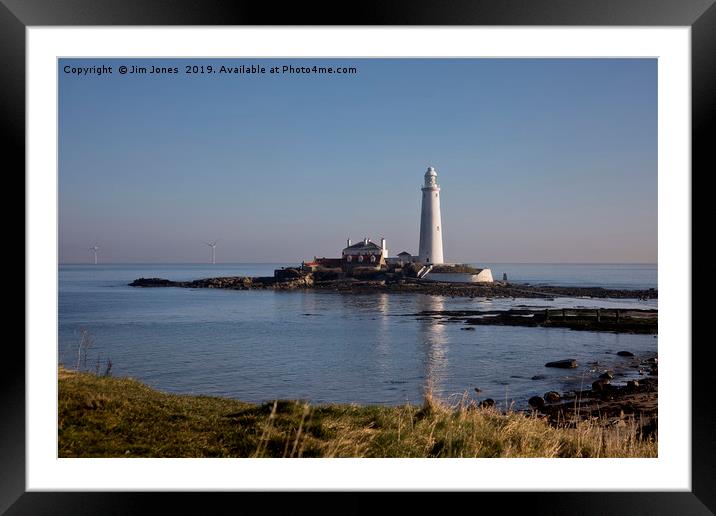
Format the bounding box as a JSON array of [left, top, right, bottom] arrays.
[[59, 263, 657, 409]]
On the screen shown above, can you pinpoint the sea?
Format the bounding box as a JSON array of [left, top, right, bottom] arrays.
[[58, 263, 657, 409]]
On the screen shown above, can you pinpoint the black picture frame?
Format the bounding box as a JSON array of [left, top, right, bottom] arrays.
[[7, 0, 710, 514]]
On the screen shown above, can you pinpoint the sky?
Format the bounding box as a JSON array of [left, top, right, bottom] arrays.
[[58, 58, 657, 264]]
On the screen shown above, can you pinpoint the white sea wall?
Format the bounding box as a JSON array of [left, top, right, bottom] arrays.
[[423, 269, 494, 283]]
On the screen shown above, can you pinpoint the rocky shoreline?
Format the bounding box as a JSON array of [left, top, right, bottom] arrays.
[[540, 376, 657, 435], [411, 308, 657, 334], [495, 354, 658, 437], [129, 274, 658, 300]]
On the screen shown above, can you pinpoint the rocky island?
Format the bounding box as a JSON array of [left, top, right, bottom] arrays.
[[129, 266, 658, 300]]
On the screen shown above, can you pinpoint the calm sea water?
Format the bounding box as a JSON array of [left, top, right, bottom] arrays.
[[477, 263, 657, 290], [58, 263, 657, 409]]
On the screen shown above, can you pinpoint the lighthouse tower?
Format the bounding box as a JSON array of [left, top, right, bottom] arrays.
[[418, 166, 444, 264]]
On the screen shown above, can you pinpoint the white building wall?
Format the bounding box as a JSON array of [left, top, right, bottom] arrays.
[[343, 238, 388, 259], [423, 269, 494, 283], [343, 248, 382, 256]]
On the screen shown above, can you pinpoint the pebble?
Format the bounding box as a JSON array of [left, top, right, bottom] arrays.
[[592, 379, 611, 392], [528, 396, 545, 409], [544, 391, 561, 402]]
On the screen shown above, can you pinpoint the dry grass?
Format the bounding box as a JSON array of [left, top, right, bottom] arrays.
[[58, 368, 656, 458]]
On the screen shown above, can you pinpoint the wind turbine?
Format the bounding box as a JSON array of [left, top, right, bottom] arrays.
[[205, 240, 218, 264], [90, 243, 99, 265]]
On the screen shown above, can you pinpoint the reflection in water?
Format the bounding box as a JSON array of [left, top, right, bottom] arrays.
[[415, 295, 448, 401], [297, 291, 320, 316], [375, 293, 390, 374]]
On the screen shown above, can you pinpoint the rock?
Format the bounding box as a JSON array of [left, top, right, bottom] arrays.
[[480, 398, 495, 408], [273, 267, 303, 280], [592, 379, 611, 392], [617, 351, 635, 357], [545, 359, 578, 369], [129, 277, 177, 287], [461, 327, 476, 331], [528, 396, 545, 409], [646, 357, 658, 364], [544, 391, 560, 402], [627, 380, 640, 390], [599, 371, 614, 380], [531, 375, 548, 380], [474, 387, 482, 393]]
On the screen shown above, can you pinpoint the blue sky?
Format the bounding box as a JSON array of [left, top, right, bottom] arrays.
[[59, 58, 657, 263]]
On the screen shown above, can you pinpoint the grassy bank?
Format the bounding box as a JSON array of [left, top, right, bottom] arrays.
[[59, 369, 656, 458]]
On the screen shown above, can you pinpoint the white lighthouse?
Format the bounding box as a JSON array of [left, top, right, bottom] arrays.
[[418, 166, 444, 264]]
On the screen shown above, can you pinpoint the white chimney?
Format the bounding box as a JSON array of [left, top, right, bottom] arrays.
[[381, 237, 388, 259], [364, 237, 368, 245], [347, 238, 351, 247]]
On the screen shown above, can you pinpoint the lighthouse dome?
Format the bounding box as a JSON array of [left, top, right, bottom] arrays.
[[425, 166, 437, 177]]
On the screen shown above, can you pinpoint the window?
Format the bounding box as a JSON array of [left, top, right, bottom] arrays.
[[358, 255, 364, 263], [370, 255, 376, 263], [346, 255, 352, 262], [437, 226, 440, 231]]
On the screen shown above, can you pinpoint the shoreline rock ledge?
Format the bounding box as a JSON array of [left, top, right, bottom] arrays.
[[129, 275, 313, 290]]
